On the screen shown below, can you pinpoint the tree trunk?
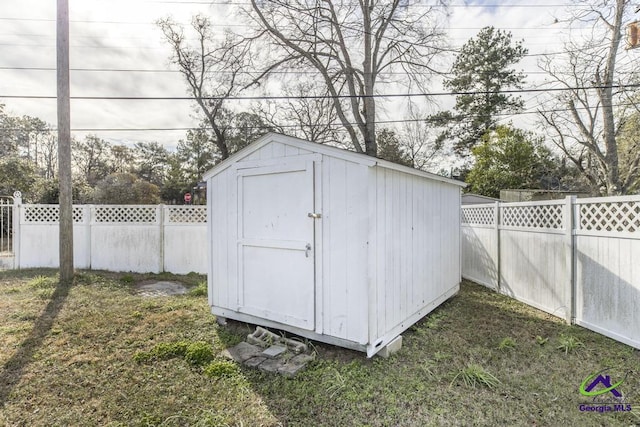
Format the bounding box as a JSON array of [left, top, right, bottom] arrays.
[[362, 0, 377, 156], [598, 0, 625, 195]]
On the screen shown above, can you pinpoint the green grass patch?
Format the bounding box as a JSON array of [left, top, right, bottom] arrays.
[[536, 335, 549, 346], [557, 333, 584, 354], [450, 363, 501, 389], [204, 360, 239, 378], [188, 281, 208, 297], [134, 340, 214, 367], [498, 337, 517, 351], [0, 272, 638, 426]]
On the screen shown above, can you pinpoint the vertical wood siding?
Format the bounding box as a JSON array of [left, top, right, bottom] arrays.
[[321, 157, 369, 344], [208, 138, 463, 353], [374, 168, 461, 340]]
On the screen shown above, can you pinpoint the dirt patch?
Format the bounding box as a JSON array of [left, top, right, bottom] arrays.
[[135, 280, 187, 297]]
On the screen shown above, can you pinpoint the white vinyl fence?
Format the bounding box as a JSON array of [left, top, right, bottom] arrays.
[[6, 193, 207, 274], [462, 195, 640, 350]]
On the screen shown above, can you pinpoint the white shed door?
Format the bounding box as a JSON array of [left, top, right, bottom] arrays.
[[237, 161, 316, 330]]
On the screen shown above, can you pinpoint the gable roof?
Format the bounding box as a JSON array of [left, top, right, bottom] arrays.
[[203, 132, 466, 187]]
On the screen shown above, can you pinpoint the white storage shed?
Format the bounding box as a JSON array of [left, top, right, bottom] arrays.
[[204, 133, 465, 357]]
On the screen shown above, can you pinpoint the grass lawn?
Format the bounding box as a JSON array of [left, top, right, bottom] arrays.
[[0, 269, 639, 426]]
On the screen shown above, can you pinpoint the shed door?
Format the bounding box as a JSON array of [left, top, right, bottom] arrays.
[[237, 161, 316, 330]]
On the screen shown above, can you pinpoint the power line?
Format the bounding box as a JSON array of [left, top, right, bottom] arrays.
[[0, 65, 556, 76], [5, 98, 637, 134], [3, 94, 638, 134], [2, 83, 638, 101]]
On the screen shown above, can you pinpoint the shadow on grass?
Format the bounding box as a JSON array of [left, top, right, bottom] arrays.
[[231, 281, 640, 426], [0, 277, 71, 407]]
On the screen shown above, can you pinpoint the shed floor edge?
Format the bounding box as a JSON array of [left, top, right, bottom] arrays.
[[367, 283, 460, 357], [209, 307, 367, 354]]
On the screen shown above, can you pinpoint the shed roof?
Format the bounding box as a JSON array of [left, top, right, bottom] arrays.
[[203, 132, 466, 187]]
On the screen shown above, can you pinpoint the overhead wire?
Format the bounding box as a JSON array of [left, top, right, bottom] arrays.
[[2, 81, 638, 101], [1, 1, 632, 137], [2, 92, 638, 133]]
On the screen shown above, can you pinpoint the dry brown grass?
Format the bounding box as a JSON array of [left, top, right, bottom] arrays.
[[0, 269, 639, 426]]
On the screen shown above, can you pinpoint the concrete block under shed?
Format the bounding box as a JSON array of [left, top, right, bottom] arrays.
[[377, 335, 403, 358]]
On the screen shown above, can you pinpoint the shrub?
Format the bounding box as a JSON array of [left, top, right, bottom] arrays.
[[204, 361, 238, 378], [189, 282, 207, 297], [185, 341, 215, 366], [133, 341, 189, 364]]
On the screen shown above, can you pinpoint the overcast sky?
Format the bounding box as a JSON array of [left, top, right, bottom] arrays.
[[0, 1, 593, 150]]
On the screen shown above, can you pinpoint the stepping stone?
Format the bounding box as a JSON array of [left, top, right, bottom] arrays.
[[234, 327, 315, 377], [258, 358, 282, 373], [246, 326, 309, 353], [244, 356, 266, 368], [221, 342, 263, 363], [278, 353, 315, 378], [135, 281, 187, 297], [262, 345, 287, 358]]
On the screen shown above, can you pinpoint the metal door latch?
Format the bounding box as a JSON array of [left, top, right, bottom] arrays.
[[308, 212, 322, 219], [305, 243, 312, 257]]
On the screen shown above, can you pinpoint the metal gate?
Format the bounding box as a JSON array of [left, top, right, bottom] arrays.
[[0, 192, 18, 269]]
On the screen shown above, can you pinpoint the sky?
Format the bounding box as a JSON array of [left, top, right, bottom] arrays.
[[0, 0, 605, 152]]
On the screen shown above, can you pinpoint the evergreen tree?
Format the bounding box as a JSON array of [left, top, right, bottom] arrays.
[[428, 27, 528, 156], [376, 128, 412, 167]]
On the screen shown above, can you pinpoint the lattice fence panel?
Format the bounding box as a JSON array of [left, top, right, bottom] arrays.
[[167, 206, 207, 224], [24, 205, 84, 223], [501, 204, 564, 229], [461, 206, 495, 226], [1, 198, 13, 253], [94, 206, 157, 223], [579, 201, 640, 232]]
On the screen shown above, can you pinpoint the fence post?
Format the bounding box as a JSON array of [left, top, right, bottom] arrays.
[[494, 201, 501, 292], [12, 191, 22, 269], [159, 205, 165, 273], [84, 205, 92, 269], [564, 196, 575, 324]]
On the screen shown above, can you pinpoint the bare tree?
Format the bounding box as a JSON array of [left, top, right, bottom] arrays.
[[158, 15, 252, 160], [539, 0, 638, 195], [246, 0, 448, 156], [399, 101, 443, 171], [254, 81, 343, 146]]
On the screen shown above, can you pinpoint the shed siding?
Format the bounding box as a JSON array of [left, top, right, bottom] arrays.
[[207, 135, 463, 355], [321, 156, 369, 344], [374, 167, 460, 339], [208, 170, 231, 309]]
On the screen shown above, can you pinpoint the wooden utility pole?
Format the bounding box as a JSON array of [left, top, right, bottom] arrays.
[[57, 0, 74, 283]]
